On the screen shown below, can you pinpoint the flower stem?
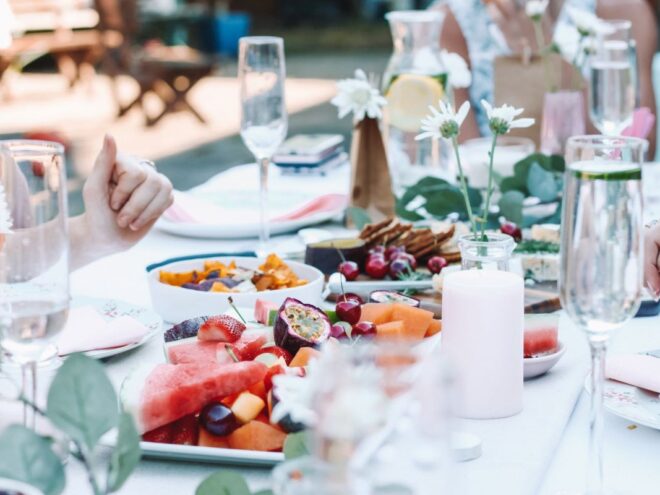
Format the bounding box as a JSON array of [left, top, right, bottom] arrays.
[[533, 21, 554, 93], [480, 133, 499, 240], [571, 35, 586, 90], [451, 136, 478, 235]]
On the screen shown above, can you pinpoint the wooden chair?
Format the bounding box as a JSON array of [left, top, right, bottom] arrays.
[[95, 0, 215, 126]]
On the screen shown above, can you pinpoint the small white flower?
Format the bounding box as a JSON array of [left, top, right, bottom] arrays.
[[525, 0, 549, 20], [270, 360, 321, 427], [566, 7, 615, 37], [416, 100, 471, 141], [0, 183, 13, 234], [331, 69, 387, 121], [440, 50, 472, 89], [481, 100, 535, 135]]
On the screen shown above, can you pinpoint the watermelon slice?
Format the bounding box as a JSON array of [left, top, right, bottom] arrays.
[[255, 299, 279, 325], [121, 361, 268, 434], [166, 341, 218, 365], [524, 314, 559, 358]]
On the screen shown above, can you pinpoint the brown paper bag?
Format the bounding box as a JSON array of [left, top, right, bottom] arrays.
[[349, 117, 395, 223], [494, 53, 582, 147]]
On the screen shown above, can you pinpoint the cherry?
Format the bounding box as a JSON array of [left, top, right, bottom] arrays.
[[330, 322, 352, 340], [427, 256, 448, 274], [392, 252, 418, 270], [199, 403, 239, 436], [336, 300, 361, 325], [339, 261, 360, 281], [389, 258, 410, 279], [365, 257, 389, 279], [500, 221, 522, 242], [369, 245, 386, 255], [342, 292, 365, 305], [352, 321, 377, 338], [384, 245, 405, 261]]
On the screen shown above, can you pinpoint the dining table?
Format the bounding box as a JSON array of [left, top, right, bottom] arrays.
[[3, 161, 660, 495]]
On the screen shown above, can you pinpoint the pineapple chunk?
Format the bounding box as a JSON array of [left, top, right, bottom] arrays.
[[230, 392, 265, 424]]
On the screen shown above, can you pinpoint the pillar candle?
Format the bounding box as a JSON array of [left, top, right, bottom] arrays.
[[442, 270, 524, 419]]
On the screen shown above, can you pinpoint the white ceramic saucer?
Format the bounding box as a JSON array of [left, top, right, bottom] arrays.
[[524, 341, 566, 380]]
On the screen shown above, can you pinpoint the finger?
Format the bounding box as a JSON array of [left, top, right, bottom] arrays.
[[644, 236, 660, 298], [110, 162, 148, 211], [491, 0, 517, 20], [129, 185, 174, 231], [116, 175, 163, 228], [86, 134, 117, 190]]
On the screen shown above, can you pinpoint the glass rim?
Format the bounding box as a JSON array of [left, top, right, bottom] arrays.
[[457, 232, 516, 247], [0, 139, 65, 156], [239, 36, 284, 46], [385, 10, 443, 23], [565, 135, 647, 150]]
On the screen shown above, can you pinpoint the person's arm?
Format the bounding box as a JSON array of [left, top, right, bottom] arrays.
[[598, 0, 658, 158], [436, 5, 482, 141]]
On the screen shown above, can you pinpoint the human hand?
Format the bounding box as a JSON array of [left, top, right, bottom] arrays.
[[70, 135, 173, 269], [485, 0, 558, 53], [644, 223, 660, 299]]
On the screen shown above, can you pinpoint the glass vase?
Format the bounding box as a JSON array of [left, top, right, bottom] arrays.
[[458, 233, 516, 271], [540, 90, 586, 156], [382, 10, 450, 196]]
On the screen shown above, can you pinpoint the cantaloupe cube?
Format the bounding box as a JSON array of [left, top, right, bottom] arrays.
[[227, 420, 287, 451], [231, 392, 265, 424], [391, 304, 433, 340], [376, 321, 406, 339], [360, 303, 394, 324], [425, 319, 442, 337], [289, 347, 321, 368], [198, 428, 229, 448]]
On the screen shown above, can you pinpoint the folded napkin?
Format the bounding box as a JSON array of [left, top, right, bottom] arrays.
[[606, 353, 660, 395], [57, 306, 149, 355], [622, 108, 656, 140], [163, 191, 347, 225]]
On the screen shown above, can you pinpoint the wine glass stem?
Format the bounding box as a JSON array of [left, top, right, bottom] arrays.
[[587, 338, 608, 494], [258, 156, 270, 248], [21, 360, 37, 430]]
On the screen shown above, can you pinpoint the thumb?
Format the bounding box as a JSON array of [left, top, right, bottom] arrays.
[[87, 134, 117, 189]]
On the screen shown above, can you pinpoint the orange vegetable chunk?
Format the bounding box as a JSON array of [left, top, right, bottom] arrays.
[[227, 420, 287, 451], [289, 347, 321, 368], [376, 321, 406, 339]]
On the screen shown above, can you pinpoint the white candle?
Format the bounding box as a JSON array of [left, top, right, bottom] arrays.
[[441, 270, 524, 419]]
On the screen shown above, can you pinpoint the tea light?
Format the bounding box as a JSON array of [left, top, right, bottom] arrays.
[[441, 269, 524, 419]]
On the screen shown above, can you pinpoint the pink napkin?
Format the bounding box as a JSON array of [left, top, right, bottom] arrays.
[[606, 354, 660, 395], [622, 108, 656, 139], [163, 192, 347, 224], [56, 306, 149, 355]]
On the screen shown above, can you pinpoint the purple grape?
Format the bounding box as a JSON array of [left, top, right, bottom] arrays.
[[199, 403, 239, 436]]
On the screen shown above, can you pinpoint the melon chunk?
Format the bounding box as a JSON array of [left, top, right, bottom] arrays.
[[227, 420, 287, 451], [391, 304, 433, 340], [376, 321, 406, 339], [231, 392, 265, 424], [123, 361, 267, 434], [360, 303, 394, 325], [425, 319, 442, 338], [289, 347, 321, 368], [524, 314, 559, 358], [198, 428, 229, 448]]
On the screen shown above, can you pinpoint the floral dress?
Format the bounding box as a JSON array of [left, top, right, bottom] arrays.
[[436, 0, 596, 136]]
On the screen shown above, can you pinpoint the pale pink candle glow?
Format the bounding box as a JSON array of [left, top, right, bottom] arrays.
[[442, 269, 525, 419]]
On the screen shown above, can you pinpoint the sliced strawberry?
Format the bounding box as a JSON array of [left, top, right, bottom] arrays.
[[248, 380, 267, 401], [216, 343, 241, 365], [171, 414, 199, 445], [233, 334, 268, 361], [257, 346, 293, 365], [143, 423, 174, 443], [198, 315, 246, 343]]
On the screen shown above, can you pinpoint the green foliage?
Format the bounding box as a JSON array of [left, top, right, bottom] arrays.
[[283, 431, 311, 460], [395, 176, 482, 222], [498, 191, 525, 226], [0, 425, 65, 495], [196, 471, 251, 495], [107, 412, 142, 492], [346, 206, 372, 230]]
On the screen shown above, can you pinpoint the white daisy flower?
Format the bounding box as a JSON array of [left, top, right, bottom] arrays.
[[331, 69, 387, 121], [415, 100, 471, 141], [481, 100, 535, 135], [270, 360, 321, 427], [525, 0, 549, 20], [440, 50, 472, 89], [566, 7, 615, 37], [0, 183, 13, 235]]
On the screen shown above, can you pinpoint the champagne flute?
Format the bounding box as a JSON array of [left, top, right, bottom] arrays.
[[238, 36, 288, 249], [560, 136, 644, 494], [589, 24, 637, 136], [0, 140, 70, 429]]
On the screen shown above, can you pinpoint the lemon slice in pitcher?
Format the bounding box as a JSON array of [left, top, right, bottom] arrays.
[[385, 74, 445, 133]]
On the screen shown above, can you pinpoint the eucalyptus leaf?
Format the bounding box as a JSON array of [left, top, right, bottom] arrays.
[[346, 207, 372, 230], [46, 353, 119, 452], [395, 188, 425, 221], [0, 425, 65, 495], [107, 412, 141, 492], [196, 471, 251, 495], [498, 190, 525, 225], [254, 491, 275, 495], [424, 187, 468, 218], [527, 162, 559, 202], [283, 431, 310, 460]]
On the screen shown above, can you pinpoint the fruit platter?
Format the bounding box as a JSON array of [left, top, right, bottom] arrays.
[[120, 289, 443, 465]]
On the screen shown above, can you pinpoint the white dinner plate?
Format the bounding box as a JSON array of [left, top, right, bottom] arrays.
[[69, 297, 163, 360], [585, 375, 660, 430]]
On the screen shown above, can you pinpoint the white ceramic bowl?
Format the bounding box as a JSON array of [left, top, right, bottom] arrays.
[[147, 256, 324, 323], [523, 341, 566, 380]]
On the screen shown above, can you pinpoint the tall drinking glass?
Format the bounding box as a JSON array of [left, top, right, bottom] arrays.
[[589, 23, 637, 136], [238, 36, 288, 249], [0, 141, 69, 428], [560, 136, 644, 494]]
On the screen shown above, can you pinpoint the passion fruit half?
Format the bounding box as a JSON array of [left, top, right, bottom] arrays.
[[274, 298, 331, 355]]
